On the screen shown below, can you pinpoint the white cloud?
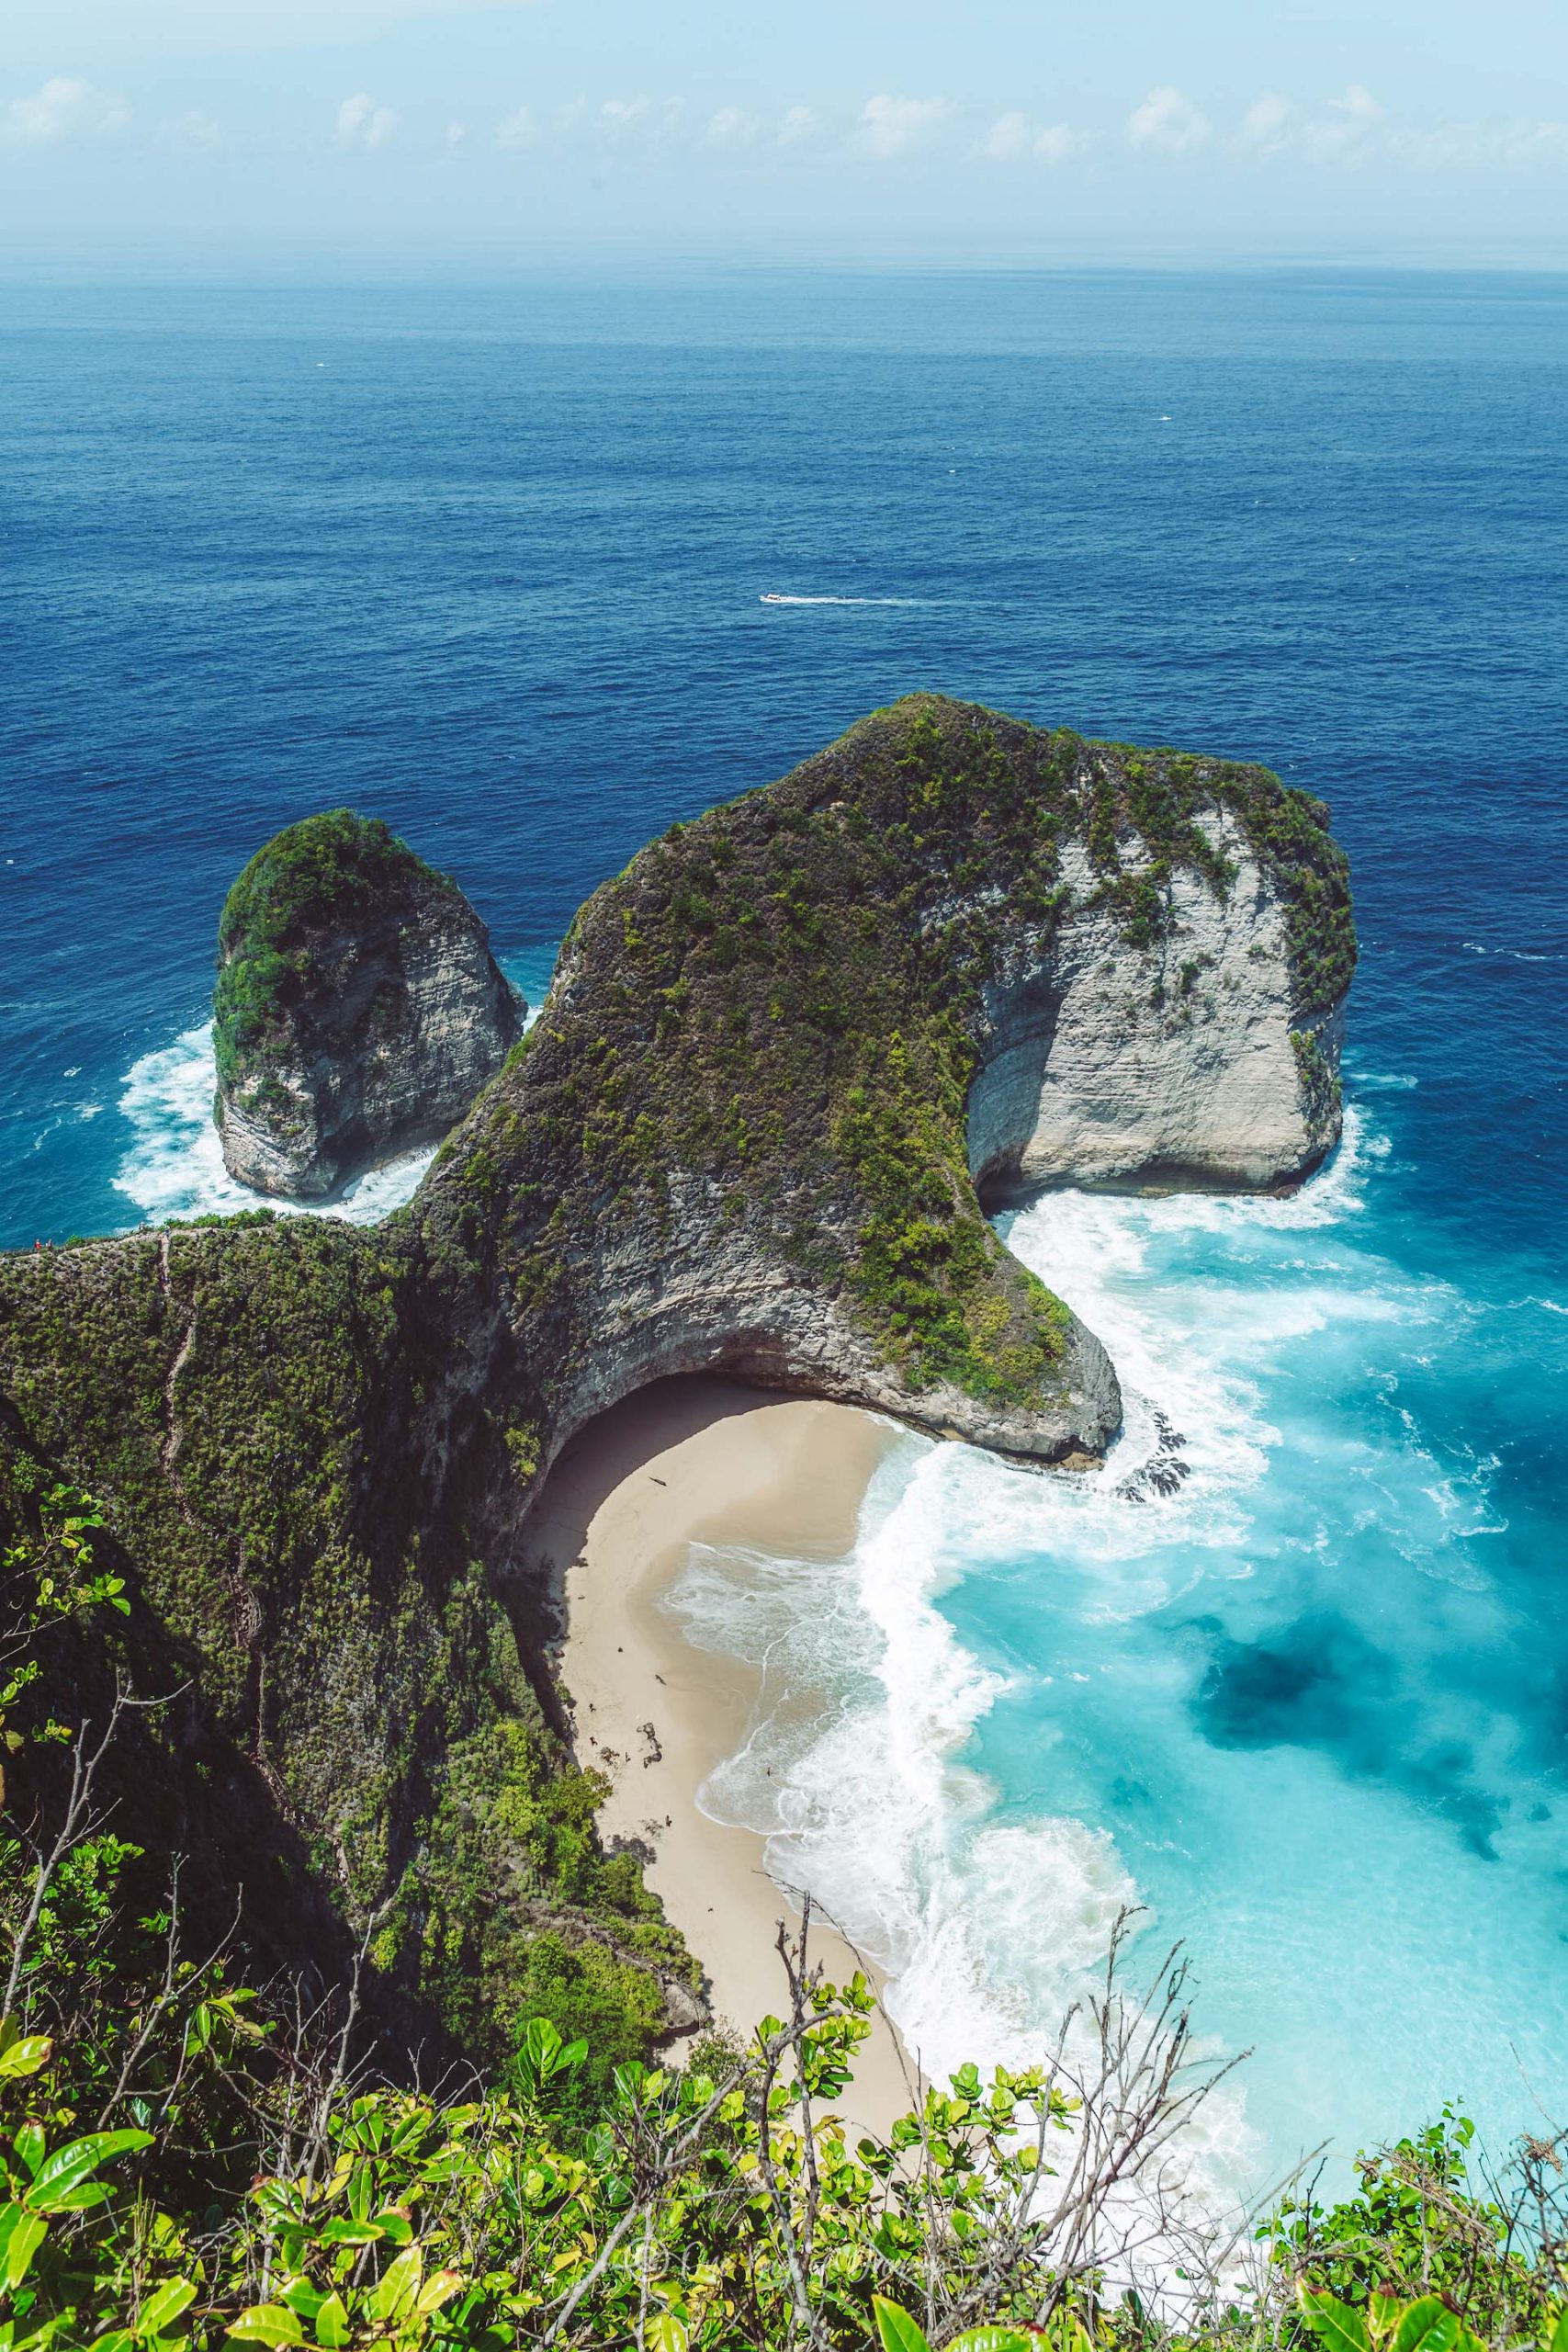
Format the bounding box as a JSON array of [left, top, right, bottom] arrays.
[[1239, 93, 1292, 153], [1228, 84, 1568, 173], [706, 105, 761, 147], [598, 96, 649, 136], [158, 107, 220, 149], [1334, 82, 1383, 124], [495, 106, 534, 149], [446, 120, 467, 146], [1388, 115, 1568, 170], [983, 110, 1029, 160], [5, 77, 128, 144], [856, 93, 952, 159], [594, 95, 685, 141], [1126, 85, 1210, 153], [1495, 118, 1568, 166], [777, 105, 823, 148], [983, 110, 1089, 163], [1299, 83, 1383, 163], [1033, 122, 1089, 162], [335, 91, 397, 149]]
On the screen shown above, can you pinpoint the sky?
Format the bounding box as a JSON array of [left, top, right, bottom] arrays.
[[6, 0, 1568, 274]]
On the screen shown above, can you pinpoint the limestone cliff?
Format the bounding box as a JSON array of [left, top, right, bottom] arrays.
[[215, 810, 524, 1199], [967, 820, 1344, 1198], [414, 699, 1351, 1482], [0, 695, 1354, 2067]]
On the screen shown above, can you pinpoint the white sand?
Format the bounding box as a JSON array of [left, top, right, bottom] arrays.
[[536, 1375, 921, 2139]]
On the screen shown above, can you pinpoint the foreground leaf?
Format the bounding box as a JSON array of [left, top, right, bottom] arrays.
[[28, 2129, 152, 2213], [228, 2307, 305, 2346], [1300, 2288, 1372, 2352], [0, 2039, 51, 2083], [875, 2299, 932, 2352], [137, 2278, 197, 2339], [0, 2207, 46, 2290], [1391, 2298, 1458, 2352]]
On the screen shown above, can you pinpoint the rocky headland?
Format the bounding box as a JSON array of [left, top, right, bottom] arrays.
[[0, 695, 1354, 2064], [215, 809, 524, 1198]]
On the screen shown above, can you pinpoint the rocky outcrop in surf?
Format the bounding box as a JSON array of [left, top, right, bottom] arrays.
[[214, 810, 524, 1199], [0, 695, 1354, 2067]]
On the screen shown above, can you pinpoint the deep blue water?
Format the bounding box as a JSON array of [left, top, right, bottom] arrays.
[[3, 270, 1566, 2185]]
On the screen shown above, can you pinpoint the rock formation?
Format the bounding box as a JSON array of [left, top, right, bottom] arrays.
[[214, 809, 524, 1198], [413, 699, 1350, 1483], [966, 820, 1344, 1199], [0, 695, 1355, 2065]]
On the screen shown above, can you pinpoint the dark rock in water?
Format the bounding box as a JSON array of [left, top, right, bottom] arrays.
[[213, 809, 524, 1198], [1115, 1408, 1191, 1501]]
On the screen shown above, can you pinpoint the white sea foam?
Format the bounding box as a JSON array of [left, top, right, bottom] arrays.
[[110, 956, 545, 1232], [112, 1023, 434, 1228], [672, 1437, 1263, 2214], [679, 1446, 1143, 2042], [760, 594, 921, 606], [661, 1093, 1512, 2206]]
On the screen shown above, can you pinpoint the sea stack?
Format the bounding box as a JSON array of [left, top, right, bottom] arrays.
[[0, 698, 1356, 2066], [214, 809, 524, 1199]]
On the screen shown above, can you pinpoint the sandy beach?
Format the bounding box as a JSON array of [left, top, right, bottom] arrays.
[[535, 1374, 921, 2139]]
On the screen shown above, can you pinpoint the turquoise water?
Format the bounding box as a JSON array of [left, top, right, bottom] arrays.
[[2, 269, 1565, 2187], [672, 1091, 1568, 2188]]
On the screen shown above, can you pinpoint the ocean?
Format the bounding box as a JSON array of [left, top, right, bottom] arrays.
[[3, 267, 1566, 2189]]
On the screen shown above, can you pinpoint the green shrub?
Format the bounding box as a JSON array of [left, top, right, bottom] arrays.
[[0, 1504, 1561, 2352], [213, 810, 456, 1084]]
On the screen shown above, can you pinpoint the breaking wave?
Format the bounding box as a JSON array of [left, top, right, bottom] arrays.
[[113, 1023, 435, 1227], [111, 955, 547, 1231], [662, 1096, 1568, 2194]]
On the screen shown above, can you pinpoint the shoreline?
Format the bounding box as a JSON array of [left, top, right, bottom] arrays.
[[533, 1374, 921, 2140]]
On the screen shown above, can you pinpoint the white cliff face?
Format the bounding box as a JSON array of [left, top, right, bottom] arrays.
[[966, 820, 1341, 1197], [219, 897, 523, 1200], [414, 711, 1354, 1485]]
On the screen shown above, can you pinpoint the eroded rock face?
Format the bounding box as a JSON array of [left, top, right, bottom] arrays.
[[417, 698, 1355, 1486], [0, 696, 1355, 2071], [967, 821, 1344, 1198], [214, 811, 524, 1199]]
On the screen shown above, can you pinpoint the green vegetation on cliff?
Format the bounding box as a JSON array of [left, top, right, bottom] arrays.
[[0, 695, 1358, 2094], [435, 695, 1352, 1409], [0, 1246, 692, 2075], [214, 811, 455, 1089], [520, 702, 1088, 1405], [0, 1491, 1555, 2352]]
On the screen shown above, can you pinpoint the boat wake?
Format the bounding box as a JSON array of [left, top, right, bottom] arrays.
[[760, 593, 921, 606]]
